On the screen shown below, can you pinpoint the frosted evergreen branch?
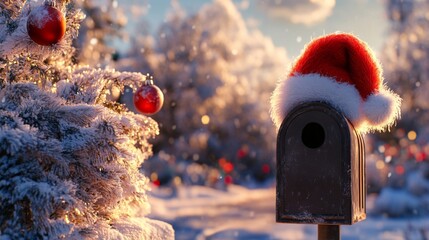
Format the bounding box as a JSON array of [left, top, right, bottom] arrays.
[[0, 2, 84, 88], [0, 54, 72, 89], [58, 67, 148, 106], [0, 81, 161, 238], [0, 3, 84, 57], [0, 0, 25, 20]]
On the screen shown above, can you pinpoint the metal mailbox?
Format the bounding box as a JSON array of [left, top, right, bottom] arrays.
[[276, 101, 366, 225]]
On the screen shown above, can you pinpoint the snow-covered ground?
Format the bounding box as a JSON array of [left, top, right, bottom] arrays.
[[148, 185, 429, 240]]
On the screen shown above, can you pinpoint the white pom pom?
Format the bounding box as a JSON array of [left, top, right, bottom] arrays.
[[362, 87, 401, 130]]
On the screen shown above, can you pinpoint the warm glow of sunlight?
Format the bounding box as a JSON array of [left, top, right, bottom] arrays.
[[201, 115, 210, 125], [376, 161, 385, 170], [408, 131, 417, 141]]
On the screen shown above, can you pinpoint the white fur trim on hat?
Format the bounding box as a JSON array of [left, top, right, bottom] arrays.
[[270, 73, 363, 129], [270, 73, 402, 133]]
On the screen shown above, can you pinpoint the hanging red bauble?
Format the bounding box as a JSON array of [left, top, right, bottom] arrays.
[[27, 5, 66, 46], [133, 77, 164, 115]]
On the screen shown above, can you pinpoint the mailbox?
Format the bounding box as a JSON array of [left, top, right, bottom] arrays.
[[276, 101, 366, 225]]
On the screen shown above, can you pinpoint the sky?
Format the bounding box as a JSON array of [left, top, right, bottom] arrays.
[[118, 0, 388, 59]]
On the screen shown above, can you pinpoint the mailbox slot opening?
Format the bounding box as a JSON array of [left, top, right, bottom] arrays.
[[302, 122, 325, 148]]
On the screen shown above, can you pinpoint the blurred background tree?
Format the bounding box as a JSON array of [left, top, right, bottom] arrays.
[[116, 0, 288, 188], [369, 0, 429, 217]]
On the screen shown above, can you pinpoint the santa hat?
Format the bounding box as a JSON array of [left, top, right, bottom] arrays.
[[270, 33, 401, 133]]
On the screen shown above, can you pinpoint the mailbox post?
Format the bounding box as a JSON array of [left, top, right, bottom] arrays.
[[276, 102, 366, 240]]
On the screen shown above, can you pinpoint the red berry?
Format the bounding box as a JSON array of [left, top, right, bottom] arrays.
[[153, 179, 161, 187], [222, 162, 234, 173], [133, 83, 164, 115], [27, 5, 66, 46], [262, 164, 271, 174], [224, 175, 233, 185]]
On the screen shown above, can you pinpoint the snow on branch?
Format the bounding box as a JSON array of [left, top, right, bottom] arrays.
[[0, 2, 84, 58], [57, 67, 148, 105], [0, 0, 173, 238], [0, 80, 163, 238]]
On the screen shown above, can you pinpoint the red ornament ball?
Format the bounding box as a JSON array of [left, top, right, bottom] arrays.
[[27, 5, 66, 46], [133, 82, 164, 115]]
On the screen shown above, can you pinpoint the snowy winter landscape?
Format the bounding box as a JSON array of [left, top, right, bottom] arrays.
[[148, 185, 429, 240], [2, 0, 429, 239]]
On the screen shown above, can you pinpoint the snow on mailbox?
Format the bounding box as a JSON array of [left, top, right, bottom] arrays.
[[270, 33, 402, 237]]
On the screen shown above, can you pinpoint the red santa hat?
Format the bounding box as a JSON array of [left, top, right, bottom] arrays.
[[270, 33, 401, 133]]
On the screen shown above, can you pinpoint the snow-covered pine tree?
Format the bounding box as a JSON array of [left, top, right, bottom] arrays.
[[0, 0, 173, 239], [118, 0, 288, 186]]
